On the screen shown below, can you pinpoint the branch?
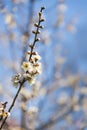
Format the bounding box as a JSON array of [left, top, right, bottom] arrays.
[[0, 78, 26, 130], [29, 7, 45, 61]]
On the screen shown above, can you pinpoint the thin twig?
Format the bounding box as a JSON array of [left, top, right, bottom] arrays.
[[0, 78, 26, 130], [29, 7, 45, 61]]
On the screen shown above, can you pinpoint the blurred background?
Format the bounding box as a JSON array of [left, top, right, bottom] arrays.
[[0, 0, 87, 130]]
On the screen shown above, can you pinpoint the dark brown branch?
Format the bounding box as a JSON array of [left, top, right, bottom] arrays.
[[0, 78, 26, 130], [29, 7, 45, 61]]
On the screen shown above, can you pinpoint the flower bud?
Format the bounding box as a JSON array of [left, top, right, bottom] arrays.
[[35, 38, 40, 42], [39, 12, 42, 17], [34, 23, 38, 27], [40, 19, 45, 22]]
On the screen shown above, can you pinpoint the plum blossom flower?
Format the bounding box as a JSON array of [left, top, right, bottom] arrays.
[[0, 102, 10, 120], [21, 62, 33, 72]]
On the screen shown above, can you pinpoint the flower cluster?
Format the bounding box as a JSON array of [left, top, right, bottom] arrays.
[[12, 74, 22, 87], [12, 7, 45, 86], [0, 102, 10, 120], [22, 52, 42, 85]]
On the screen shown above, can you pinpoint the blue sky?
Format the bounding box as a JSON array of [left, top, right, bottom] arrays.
[[0, 0, 87, 127]]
